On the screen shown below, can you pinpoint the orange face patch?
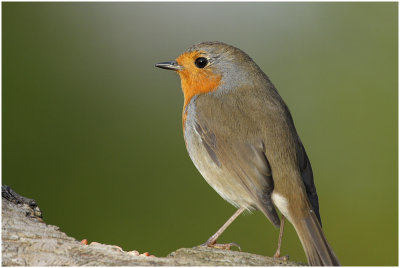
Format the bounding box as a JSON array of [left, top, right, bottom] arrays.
[[176, 51, 222, 109], [176, 51, 222, 131]]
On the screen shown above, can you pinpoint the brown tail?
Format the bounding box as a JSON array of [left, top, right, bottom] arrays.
[[293, 211, 340, 266]]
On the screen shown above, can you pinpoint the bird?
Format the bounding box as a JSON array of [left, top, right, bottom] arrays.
[[155, 41, 340, 266]]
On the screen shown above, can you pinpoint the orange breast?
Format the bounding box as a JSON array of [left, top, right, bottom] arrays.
[[176, 51, 222, 130]]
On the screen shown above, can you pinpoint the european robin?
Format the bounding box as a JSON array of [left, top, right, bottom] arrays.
[[156, 41, 340, 266]]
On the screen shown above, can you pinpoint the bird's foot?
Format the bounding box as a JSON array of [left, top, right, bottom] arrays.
[[201, 240, 241, 251], [273, 251, 289, 261]]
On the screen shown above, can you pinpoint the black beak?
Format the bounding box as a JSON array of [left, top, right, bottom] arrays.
[[155, 61, 183, 71]]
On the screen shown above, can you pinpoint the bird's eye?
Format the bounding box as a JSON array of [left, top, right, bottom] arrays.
[[194, 57, 208, 68]]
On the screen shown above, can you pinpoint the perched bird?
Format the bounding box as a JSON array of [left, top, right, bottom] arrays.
[[156, 41, 340, 266]]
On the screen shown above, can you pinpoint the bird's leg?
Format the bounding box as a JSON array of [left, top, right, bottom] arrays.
[[274, 215, 285, 258], [202, 207, 245, 250]]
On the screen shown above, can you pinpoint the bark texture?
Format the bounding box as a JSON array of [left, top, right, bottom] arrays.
[[2, 185, 303, 266]]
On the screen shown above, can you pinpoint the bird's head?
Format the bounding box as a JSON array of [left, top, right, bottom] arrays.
[[156, 41, 262, 108]]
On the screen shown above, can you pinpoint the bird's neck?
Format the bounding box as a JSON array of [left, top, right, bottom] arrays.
[[178, 70, 222, 109], [179, 70, 221, 132]]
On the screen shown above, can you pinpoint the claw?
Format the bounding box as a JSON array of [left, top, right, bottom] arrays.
[[274, 254, 289, 261]]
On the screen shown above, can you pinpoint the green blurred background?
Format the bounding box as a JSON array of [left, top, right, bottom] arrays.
[[2, 2, 397, 266]]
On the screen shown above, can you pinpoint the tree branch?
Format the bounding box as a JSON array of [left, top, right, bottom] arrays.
[[2, 185, 302, 266]]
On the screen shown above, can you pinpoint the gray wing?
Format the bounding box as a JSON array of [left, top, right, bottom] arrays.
[[191, 84, 318, 229], [194, 115, 281, 228], [276, 95, 322, 225], [297, 142, 321, 224]]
